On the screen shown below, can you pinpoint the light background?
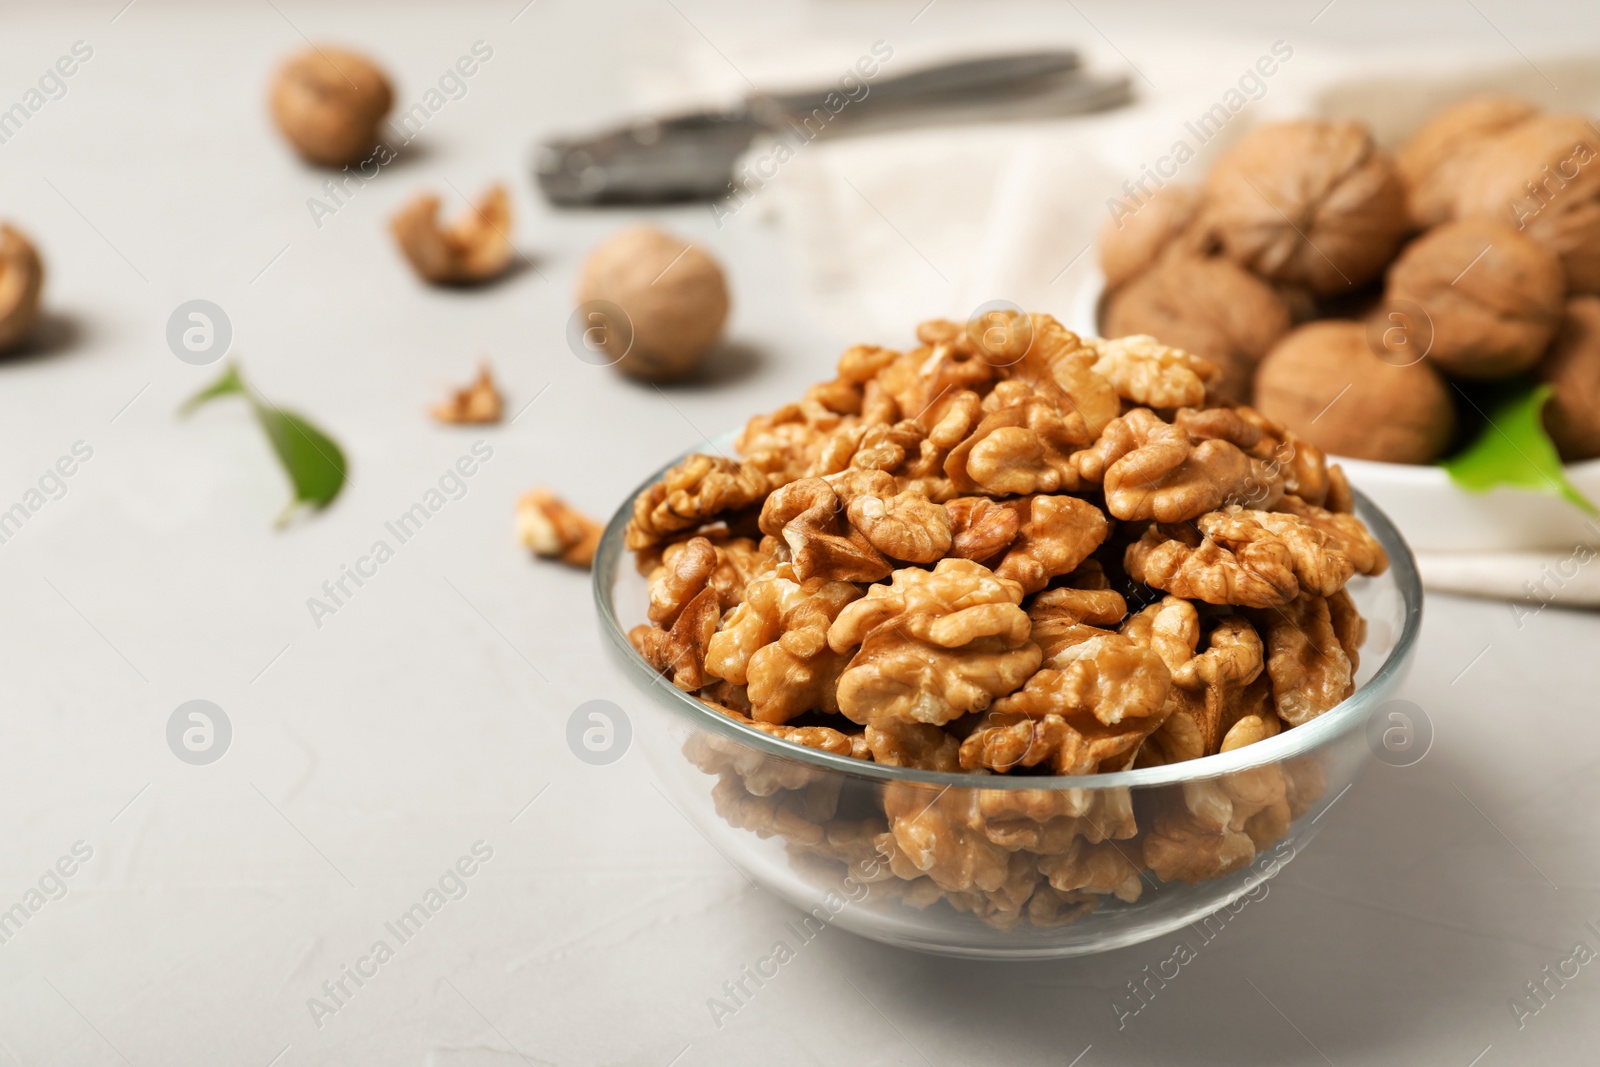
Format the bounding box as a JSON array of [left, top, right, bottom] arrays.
[[0, 1, 1596, 1065]]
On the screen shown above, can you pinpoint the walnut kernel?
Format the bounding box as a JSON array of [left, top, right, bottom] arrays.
[[430, 364, 503, 424], [517, 488, 602, 568]]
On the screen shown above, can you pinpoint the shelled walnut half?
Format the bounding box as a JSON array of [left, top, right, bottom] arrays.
[[517, 488, 601, 568]]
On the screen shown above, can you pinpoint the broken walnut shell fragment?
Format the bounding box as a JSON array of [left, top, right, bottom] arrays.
[[391, 184, 514, 285]]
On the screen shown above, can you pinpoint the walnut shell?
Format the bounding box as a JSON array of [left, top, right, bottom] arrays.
[[1539, 295, 1600, 461], [575, 226, 729, 382], [1200, 120, 1408, 296], [390, 184, 513, 285], [1397, 94, 1540, 229], [1098, 185, 1201, 291], [1273, 282, 1320, 324], [1385, 217, 1564, 380], [1447, 112, 1600, 294], [270, 47, 393, 167], [1254, 320, 1455, 464], [0, 225, 43, 353], [1102, 253, 1291, 404]]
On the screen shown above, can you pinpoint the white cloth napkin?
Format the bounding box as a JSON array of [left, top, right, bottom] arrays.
[[1416, 550, 1600, 609]]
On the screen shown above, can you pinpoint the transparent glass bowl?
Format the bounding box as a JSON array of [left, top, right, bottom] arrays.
[[594, 443, 1423, 959]]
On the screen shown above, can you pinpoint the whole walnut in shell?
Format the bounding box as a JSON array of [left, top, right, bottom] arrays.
[[1102, 253, 1292, 403], [1200, 120, 1408, 295], [1539, 295, 1600, 461], [1254, 320, 1455, 464], [1446, 112, 1600, 294], [1397, 94, 1540, 229], [0, 225, 44, 353], [270, 47, 393, 167], [575, 226, 729, 382], [1385, 217, 1564, 380], [1099, 185, 1200, 291]]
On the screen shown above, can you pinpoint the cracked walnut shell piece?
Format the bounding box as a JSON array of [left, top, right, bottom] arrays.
[[391, 184, 514, 285]]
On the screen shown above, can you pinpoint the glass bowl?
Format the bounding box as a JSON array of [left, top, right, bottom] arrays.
[[593, 439, 1423, 959]]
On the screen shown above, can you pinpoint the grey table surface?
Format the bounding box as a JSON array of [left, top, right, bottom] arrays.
[[0, 1, 1597, 1065]]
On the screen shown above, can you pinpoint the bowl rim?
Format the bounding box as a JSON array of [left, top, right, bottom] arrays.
[[1070, 267, 1600, 481], [594, 432, 1425, 790]]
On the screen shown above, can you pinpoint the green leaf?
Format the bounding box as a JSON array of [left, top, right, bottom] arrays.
[[1442, 382, 1598, 515], [249, 401, 348, 526], [181, 362, 348, 527], [178, 363, 246, 414]]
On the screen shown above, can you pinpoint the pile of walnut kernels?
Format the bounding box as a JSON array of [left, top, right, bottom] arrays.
[[623, 312, 1389, 929]]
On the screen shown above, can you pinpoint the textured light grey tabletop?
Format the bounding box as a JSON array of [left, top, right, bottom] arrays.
[[1, 2, 1597, 1065]]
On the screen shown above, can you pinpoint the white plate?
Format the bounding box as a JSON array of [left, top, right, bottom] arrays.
[[1067, 272, 1600, 553]]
